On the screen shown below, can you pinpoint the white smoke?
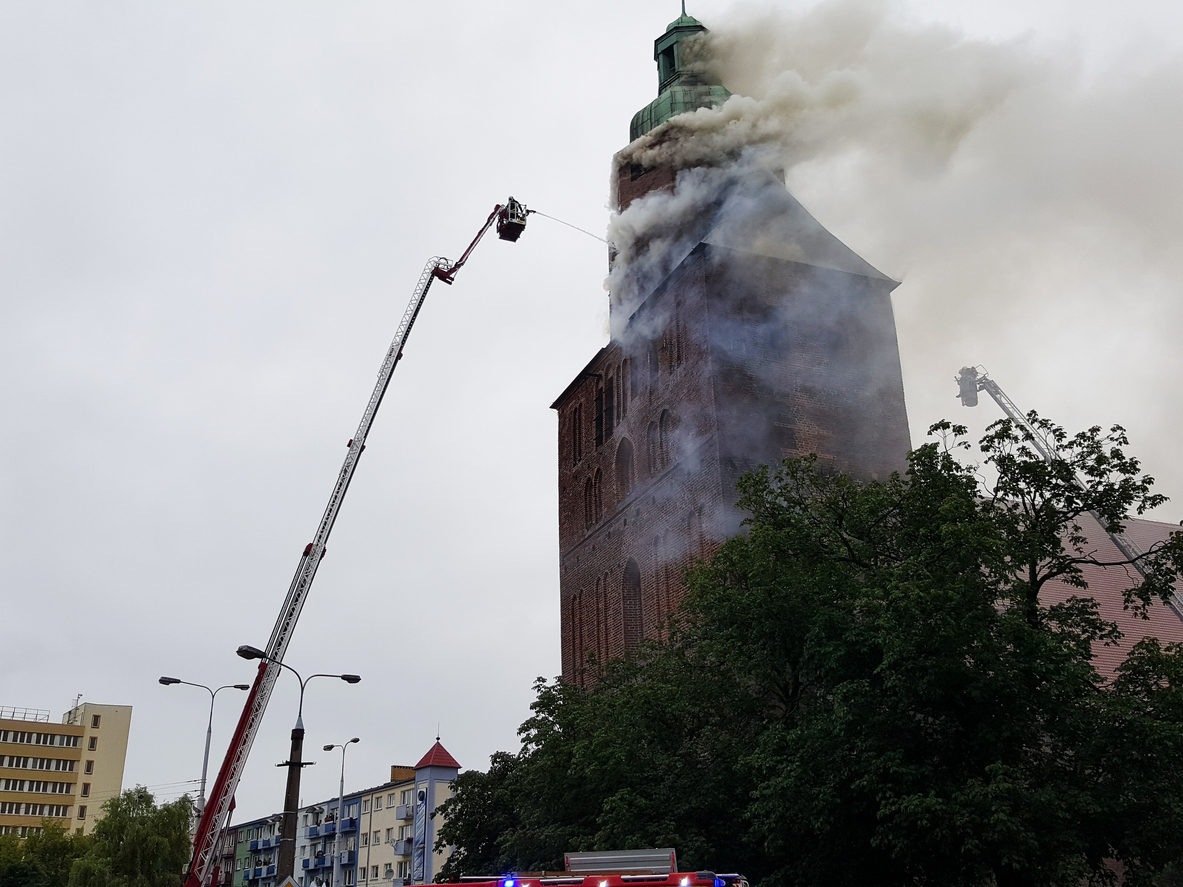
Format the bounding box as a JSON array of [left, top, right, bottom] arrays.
[[606, 0, 1183, 516]]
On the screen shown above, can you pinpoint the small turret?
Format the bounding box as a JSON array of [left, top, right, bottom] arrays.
[[629, 4, 731, 141]]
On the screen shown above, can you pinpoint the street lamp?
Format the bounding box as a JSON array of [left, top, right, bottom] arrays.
[[157, 676, 249, 812], [235, 644, 361, 881], [324, 738, 360, 887]]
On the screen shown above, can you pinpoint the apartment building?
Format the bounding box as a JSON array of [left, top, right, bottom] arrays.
[[0, 701, 131, 836]]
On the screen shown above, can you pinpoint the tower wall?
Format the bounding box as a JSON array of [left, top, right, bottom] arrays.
[[554, 11, 910, 686]]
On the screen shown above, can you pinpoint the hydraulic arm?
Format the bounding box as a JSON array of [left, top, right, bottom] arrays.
[[186, 199, 529, 886], [955, 365, 1151, 575]]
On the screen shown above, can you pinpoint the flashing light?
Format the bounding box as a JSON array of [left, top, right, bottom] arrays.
[[715, 880, 726, 887], [680, 879, 690, 886], [503, 880, 516, 887]]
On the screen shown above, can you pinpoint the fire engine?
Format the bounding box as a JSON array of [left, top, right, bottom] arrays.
[[449, 849, 748, 887]]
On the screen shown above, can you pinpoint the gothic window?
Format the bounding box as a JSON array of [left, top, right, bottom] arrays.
[[595, 576, 607, 668], [617, 361, 629, 420], [571, 405, 583, 466], [688, 506, 706, 559], [622, 560, 643, 651], [615, 438, 634, 498], [605, 372, 616, 436], [583, 478, 594, 530], [658, 410, 673, 470], [594, 385, 605, 447], [571, 593, 583, 675], [593, 469, 604, 523]]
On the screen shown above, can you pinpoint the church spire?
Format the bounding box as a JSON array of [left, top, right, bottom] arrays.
[[628, 8, 731, 141]]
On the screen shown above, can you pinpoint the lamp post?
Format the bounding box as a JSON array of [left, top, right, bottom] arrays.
[[157, 676, 249, 812], [325, 738, 360, 886], [236, 644, 361, 882]]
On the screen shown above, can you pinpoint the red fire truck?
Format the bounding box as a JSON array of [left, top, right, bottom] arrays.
[[448, 849, 749, 887]]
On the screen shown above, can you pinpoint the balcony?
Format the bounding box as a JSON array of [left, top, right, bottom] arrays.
[[307, 824, 321, 838], [303, 855, 331, 870], [339, 850, 356, 865], [395, 804, 411, 820], [244, 863, 277, 881], [392, 839, 412, 856]]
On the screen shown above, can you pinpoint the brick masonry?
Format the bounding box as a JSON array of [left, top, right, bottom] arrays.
[[552, 153, 912, 686]]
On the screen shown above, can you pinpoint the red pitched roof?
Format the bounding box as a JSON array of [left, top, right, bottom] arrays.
[[415, 740, 460, 770], [1040, 514, 1183, 676]]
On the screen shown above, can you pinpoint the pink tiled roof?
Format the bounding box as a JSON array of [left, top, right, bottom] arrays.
[[1039, 514, 1183, 676], [415, 740, 460, 770]]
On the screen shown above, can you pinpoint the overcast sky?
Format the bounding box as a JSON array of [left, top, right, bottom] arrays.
[[2, 0, 1181, 824]]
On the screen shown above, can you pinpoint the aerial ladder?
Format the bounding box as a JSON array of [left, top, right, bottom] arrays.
[[185, 198, 531, 887], [954, 366, 1181, 614]]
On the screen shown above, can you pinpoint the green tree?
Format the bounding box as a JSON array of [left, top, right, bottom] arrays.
[[68, 787, 192, 887], [0, 821, 92, 887], [435, 751, 525, 880], [436, 417, 1183, 887]]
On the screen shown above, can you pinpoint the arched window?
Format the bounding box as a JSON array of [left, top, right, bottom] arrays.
[[622, 560, 643, 651], [658, 410, 673, 470], [596, 576, 607, 668], [646, 422, 659, 475], [570, 405, 583, 466], [617, 361, 629, 420], [615, 437, 634, 498], [583, 477, 595, 530], [688, 505, 706, 559], [593, 469, 604, 523], [571, 592, 583, 677]]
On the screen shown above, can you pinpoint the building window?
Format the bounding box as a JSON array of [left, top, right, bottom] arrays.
[[84, 761, 94, 775], [571, 404, 583, 466], [593, 469, 603, 523], [361, 833, 369, 847], [622, 559, 643, 651], [372, 866, 380, 879], [373, 830, 380, 845], [594, 384, 605, 447], [400, 789, 412, 806], [658, 410, 673, 470], [386, 827, 394, 842], [583, 478, 595, 531], [77, 805, 86, 819], [90, 715, 101, 729], [605, 372, 616, 436], [81, 783, 90, 798], [87, 737, 97, 751], [615, 438, 634, 498], [615, 362, 627, 421], [362, 799, 370, 813]]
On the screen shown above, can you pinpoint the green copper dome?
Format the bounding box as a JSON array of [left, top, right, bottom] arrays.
[[629, 5, 731, 141]]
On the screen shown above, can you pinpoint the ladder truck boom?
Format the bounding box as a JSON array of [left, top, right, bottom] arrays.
[[185, 198, 530, 887], [955, 365, 1164, 588]]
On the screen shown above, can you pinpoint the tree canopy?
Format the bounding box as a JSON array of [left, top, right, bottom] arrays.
[[0, 787, 191, 887], [435, 417, 1183, 887], [68, 787, 192, 887]]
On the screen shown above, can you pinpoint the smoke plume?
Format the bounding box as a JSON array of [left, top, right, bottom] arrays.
[[607, 0, 1183, 516]]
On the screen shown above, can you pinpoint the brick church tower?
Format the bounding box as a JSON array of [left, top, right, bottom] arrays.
[[552, 8, 911, 685]]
